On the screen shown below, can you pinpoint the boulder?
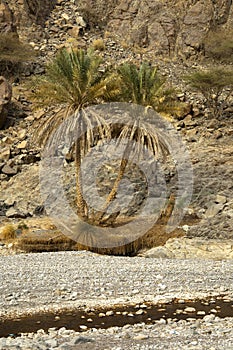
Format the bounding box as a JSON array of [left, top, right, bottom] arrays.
[[0, 76, 12, 129]]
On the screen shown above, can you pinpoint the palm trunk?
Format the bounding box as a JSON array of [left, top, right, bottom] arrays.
[[106, 157, 128, 204], [75, 137, 88, 219], [98, 141, 133, 223]]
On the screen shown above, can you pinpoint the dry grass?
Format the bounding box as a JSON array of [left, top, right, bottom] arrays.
[[204, 28, 233, 63], [92, 38, 105, 51], [16, 230, 77, 253], [74, 217, 187, 256], [1, 210, 198, 255], [0, 224, 16, 241]]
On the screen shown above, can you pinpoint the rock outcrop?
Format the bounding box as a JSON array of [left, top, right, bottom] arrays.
[[78, 0, 233, 58], [23, 0, 57, 24], [141, 236, 233, 259]]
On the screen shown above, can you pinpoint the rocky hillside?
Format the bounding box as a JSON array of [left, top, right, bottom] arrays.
[[2, 0, 233, 58], [0, 0, 232, 252], [79, 0, 233, 58]]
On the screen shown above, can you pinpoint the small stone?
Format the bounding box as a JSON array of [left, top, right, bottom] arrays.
[[6, 208, 19, 218], [2, 164, 18, 175], [133, 334, 149, 340], [0, 148, 10, 161], [203, 314, 215, 322], [45, 339, 58, 348], [70, 291, 78, 299], [135, 309, 144, 315], [61, 13, 70, 21], [205, 203, 223, 218], [215, 195, 227, 204], [76, 15, 86, 27], [79, 325, 88, 330], [74, 336, 94, 344], [184, 307, 196, 313], [106, 310, 114, 316], [17, 140, 27, 149], [132, 289, 140, 294], [99, 313, 105, 318], [210, 309, 217, 314], [197, 311, 206, 315], [4, 198, 15, 206]]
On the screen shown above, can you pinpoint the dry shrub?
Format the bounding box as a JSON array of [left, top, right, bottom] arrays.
[[16, 230, 77, 253], [1, 224, 16, 241], [0, 33, 35, 76], [92, 38, 105, 51]]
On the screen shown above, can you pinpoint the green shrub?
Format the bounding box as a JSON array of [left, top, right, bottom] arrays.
[[17, 221, 29, 231], [185, 67, 233, 118]]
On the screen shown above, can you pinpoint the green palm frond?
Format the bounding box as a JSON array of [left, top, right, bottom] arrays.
[[30, 48, 118, 147], [114, 61, 176, 112], [30, 48, 108, 111]]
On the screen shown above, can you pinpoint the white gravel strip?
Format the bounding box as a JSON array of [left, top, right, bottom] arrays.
[[1, 251, 233, 349], [0, 251, 233, 318]]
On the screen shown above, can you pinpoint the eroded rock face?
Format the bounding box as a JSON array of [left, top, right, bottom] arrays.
[[0, 76, 12, 129], [23, 0, 57, 24], [0, 0, 17, 33], [78, 0, 233, 58]]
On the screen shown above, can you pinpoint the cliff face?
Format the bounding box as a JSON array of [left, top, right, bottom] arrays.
[[2, 0, 56, 28], [23, 0, 56, 24], [1, 0, 232, 58], [78, 0, 233, 58]]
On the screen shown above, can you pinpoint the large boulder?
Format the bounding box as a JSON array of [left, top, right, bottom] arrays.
[[0, 76, 12, 129]]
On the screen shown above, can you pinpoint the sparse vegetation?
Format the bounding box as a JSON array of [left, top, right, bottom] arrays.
[[1, 224, 16, 241], [0, 33, 35, 77], [185, 67, 233, 118], [204, 28, 233, 63], [17, 222, 29, 231], [16, 230, 76, 253], [92, 38, 105, 51]]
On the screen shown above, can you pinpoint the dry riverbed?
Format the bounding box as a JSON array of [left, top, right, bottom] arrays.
[[0, 251, 233, 349]]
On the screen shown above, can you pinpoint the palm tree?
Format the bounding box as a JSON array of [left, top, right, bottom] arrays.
[[115, 61, 176, 112], [31, 48, 118, 219], [97, 62, 174, 221]]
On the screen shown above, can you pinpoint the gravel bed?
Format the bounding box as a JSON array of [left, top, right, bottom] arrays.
[[0, 251, 233, 349]]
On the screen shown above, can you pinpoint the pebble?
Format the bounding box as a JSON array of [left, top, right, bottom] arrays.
[[184, 307, 196, 313]]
